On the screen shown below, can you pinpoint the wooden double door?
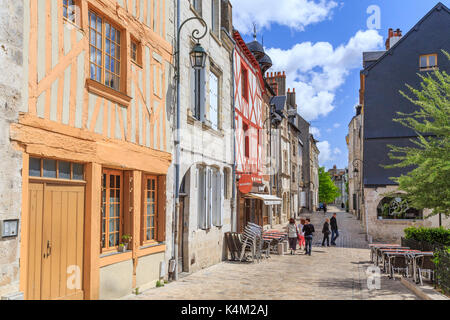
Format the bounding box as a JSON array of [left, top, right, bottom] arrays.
[[26, 183, 85, 300]]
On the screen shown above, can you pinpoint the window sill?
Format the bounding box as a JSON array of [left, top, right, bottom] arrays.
[[99, 250, 133, 267], [210, 31, 222, 46], [420, 67, 438, 72], [86, 79, 132, 107], [131, 59, 143, 69]]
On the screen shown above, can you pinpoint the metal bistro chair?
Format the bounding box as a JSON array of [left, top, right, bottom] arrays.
[[388, 252, 410, 279], [240, 223, 263, 262], [415, 254, 436, 286]]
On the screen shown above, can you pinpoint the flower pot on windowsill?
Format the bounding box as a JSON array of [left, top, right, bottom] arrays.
[[118, 243, 128, 252]]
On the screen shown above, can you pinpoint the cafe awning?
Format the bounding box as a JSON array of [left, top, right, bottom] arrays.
[[246, 193, 282, 206]]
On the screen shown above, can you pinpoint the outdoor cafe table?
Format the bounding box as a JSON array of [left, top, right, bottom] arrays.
[[369, 244, 403, 263], [262, 230, 288, 241]]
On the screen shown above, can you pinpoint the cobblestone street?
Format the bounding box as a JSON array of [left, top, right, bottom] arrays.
[[126, 207, 419, 300]]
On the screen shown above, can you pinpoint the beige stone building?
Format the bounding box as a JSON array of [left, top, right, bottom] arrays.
[[347, 105, 363, 220], [309, 135, 320, 212]]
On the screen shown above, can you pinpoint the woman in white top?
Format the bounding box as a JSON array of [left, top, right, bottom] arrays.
[[298, 218, 306, 250]]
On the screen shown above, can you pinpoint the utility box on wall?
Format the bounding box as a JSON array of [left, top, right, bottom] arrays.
[[1, 219, 19, 238]]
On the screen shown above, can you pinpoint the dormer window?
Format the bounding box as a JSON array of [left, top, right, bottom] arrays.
[[63, 0, 80, 26], [420, 54, 438, 71]]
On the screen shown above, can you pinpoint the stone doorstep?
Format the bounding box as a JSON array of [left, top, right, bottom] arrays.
[[400, 276, 449, 300]]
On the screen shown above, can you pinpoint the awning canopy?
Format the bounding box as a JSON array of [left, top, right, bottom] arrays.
[[245, 193, 282, 206]]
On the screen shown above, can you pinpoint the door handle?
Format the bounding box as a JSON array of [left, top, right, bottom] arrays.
[[43, 240, 52, 259]]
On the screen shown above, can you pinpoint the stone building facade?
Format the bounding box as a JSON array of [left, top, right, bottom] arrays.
[[347, 105, 363, 219], [176, 0, 235, 274], [357, 4, 450, 242], [328, 165, 348, 208], [309, 135, 320, 212], [1, 0, 175, 300]]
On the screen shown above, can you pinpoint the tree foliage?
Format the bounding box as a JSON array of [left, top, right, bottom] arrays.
[[319, 167, 341, 203], [385, 51, 450, 217]]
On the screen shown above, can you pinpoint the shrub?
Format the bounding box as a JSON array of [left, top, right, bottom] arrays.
[[404, 226, 450, 246]]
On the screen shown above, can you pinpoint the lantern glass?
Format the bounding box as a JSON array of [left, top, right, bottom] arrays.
[[190, 43, 207, 70]]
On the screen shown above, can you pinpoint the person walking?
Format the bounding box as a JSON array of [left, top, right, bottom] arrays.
[[330, 213, 339, 246], [287, 218, 299, 255], [322, 218, 331, 247], [323, 203, 328, 214], [302, 218, 315, 256], [298, 219, 306, 250]]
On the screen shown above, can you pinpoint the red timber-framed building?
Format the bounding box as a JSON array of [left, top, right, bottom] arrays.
[[233, 30, 281, 232]]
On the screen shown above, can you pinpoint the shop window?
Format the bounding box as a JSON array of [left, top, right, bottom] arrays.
[[101, 169, 123, 252], [420, 54, 438, 71], [29, 157, 85, 181], [377, 196, 423, 220], [142, 175, 157, 244], [89, 10, 122, 91]]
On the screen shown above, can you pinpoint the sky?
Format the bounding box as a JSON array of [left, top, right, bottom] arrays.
[[230, 0, 450, 170]]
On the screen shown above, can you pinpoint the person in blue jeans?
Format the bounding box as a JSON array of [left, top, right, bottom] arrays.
[[302, 218, 315, 256], [330, 213, 339, 246]]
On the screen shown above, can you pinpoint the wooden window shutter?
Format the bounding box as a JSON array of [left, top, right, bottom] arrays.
[[200, 68, 206, 122], [156, 175, 166, 242]]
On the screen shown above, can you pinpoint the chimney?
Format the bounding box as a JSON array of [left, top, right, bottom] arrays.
[[287, 88, 296, 110], [221, 1, 233, 34], [267, 71, 286, 96], [385, 28, 402, 50]]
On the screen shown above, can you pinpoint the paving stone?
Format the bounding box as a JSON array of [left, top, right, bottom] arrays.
[[125, 207, 419, 300]]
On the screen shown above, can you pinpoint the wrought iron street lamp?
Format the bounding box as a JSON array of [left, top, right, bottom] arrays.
[[173, 12, 208, 282]]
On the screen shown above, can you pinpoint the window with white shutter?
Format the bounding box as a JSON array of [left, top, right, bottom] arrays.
[[209, 72, 219, 130]]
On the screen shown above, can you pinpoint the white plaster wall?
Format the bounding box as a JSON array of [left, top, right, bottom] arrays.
[[175, 0, 234, 274]]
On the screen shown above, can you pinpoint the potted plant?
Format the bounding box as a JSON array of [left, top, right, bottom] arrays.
[[118, 234, 132, 252]]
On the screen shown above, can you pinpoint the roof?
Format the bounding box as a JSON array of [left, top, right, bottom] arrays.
[[270, 95, 287, 114], [363, 2, 450, 74]]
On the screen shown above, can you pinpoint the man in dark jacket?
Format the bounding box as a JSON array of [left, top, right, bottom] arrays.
[[322, 218, 330, 247], [302, 219, 315, 256], [330, 213, 339, 246]]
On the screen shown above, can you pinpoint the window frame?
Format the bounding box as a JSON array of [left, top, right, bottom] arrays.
[[244, 123, 250, 159], [209, 69, 220, 130], [130, 37, 143, 67], [419, 53, 438, 71], [88, 9, 123, 92], [29, 157, 85, 182], [141, 174, 158, 245], [101, 169, 124, 254], [63, 0, 81, 27]]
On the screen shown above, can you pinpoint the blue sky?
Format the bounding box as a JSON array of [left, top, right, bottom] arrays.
[[231, 0, 450, 170]]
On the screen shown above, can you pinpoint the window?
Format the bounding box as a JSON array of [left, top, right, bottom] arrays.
[[142, 175, 157, 243], [89, 10, 122, 91], [241, 66, 249, 102], [130, 38, 142, 66], [29, 157, 85, 181], [101, 170, 123, 252], [63, 0, 79, 25], [211, 0, 220, 35], [198, 166, 223, 229], [224, 168, 230, 199], [209, 72, 219, 130], [420, 54, 438, 71], [192, 0, 202, 15], [377, 196, 423, 220]]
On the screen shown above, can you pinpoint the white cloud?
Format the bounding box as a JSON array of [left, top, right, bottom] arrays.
[[231, 0, 338, 35], [333, 147, 342, 155], [266, 29, 383, 121], [317, 141, 332, 164], [333, 123, 341, 128], [310, 126, 321, 138]]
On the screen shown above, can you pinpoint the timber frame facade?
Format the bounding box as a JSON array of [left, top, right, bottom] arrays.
[[2, 0, 174, 300]]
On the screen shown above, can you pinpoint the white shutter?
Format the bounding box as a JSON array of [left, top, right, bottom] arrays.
[[198, 167, 208, 230], [219, 171, 224, 226], [207, 168, 213, 229]]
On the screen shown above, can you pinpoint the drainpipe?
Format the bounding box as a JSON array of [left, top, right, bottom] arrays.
[[230, 44, 237, 232], [173, 0, 181, 281]]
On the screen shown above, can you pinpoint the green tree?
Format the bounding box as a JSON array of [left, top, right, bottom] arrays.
[[319, 167, 341, 203], [385, 51, 450, 218]]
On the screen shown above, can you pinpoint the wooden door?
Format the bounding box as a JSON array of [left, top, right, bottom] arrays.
[[26, 183, 85, 300]]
